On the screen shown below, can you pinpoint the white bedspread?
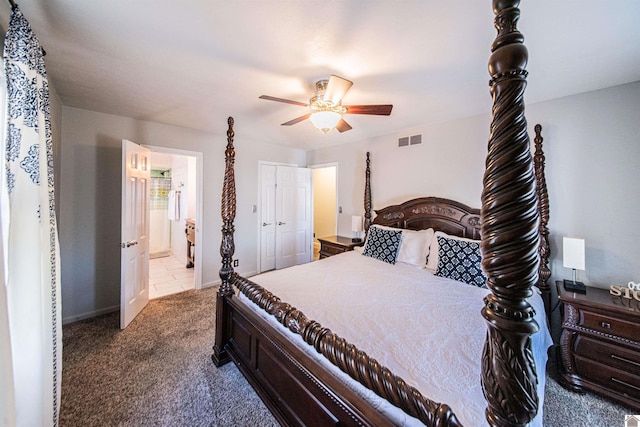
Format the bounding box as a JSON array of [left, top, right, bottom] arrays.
[[240, 251, 553, 426]]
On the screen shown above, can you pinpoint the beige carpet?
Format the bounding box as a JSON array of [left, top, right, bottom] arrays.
[[60, 286, 629, 426]]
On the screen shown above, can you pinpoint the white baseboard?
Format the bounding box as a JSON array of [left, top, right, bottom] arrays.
[[63, 305, 119, 325], [202, 279, 220, 289]]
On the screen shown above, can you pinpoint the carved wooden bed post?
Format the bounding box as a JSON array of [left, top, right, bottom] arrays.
[[364, 151, 372, 233], [212, 117, 236, 367], [481, 2, 540, 426], [534, 124, 551, 313]]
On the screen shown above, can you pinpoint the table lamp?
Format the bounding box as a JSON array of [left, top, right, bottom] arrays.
[[563, 237, 586, 293]]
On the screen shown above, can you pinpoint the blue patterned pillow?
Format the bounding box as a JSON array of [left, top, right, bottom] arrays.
[[435, 235, 487, 288], [362, 226, 402, 264]]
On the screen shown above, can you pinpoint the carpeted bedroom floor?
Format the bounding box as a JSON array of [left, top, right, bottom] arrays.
[[59, 287, 630, 426]]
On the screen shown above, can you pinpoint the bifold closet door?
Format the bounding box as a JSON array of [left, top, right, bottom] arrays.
[[260, 165, 312, 272], [275, 166, 312, 269], [260, 165, 277, 271]]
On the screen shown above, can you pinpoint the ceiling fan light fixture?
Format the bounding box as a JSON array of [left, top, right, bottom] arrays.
[[309, 110, 341, 133], [259, 74, 392, 133]]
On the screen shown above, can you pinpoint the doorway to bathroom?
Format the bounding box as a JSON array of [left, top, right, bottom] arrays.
[[147, 146, 203, 299]]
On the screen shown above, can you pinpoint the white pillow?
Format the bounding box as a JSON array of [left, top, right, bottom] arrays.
[[398, 228, 434, 267], [425, 231, 481, 273], [368, 225, 433, 267]]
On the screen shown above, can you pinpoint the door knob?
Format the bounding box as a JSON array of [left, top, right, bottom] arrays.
[[262, 222, 272, 226], [126, 240, 138, 247], [278, 222, 286, 225]]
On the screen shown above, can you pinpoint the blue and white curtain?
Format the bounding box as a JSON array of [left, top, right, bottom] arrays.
[[1, 6, 61, 426]]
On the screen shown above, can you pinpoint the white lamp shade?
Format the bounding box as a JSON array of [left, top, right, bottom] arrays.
[[351, 215, 363, 232], [563, 237, 585, 271]]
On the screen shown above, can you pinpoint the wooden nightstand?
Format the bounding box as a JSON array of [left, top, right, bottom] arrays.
[[317, 236, 364, 259], [557, 281, 640, 409]]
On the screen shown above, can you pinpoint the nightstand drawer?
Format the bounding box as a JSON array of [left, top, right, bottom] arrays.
[[580, 309, 640, 342], [321, 243, 344, 256], [575, 356, 640, 398], [575, 334, 640, 375]]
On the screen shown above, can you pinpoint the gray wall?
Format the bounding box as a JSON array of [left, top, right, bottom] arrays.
[[308, 81, 640, 290], [59, 107, 306, 322], [527, 82, 640, 289]]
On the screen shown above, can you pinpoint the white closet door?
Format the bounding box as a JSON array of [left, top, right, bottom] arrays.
[[275, 166, 312, 269], [260, 165, 277, 271]]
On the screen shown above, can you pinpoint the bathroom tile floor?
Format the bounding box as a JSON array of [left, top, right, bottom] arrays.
[[149, 254, 195, 299]]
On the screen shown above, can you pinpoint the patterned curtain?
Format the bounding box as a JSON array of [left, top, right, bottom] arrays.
[[1, 7, 61, 426]]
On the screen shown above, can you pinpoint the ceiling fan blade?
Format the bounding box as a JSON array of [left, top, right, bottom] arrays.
[[335, 118, 352, 133], [281, 114, 310, 126], [259, 95, 308, 107], [323, 75, 353, 105], [344, 105, 393, 116]]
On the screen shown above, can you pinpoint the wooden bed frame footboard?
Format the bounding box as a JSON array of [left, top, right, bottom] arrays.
[[213, 1, 548, 426]]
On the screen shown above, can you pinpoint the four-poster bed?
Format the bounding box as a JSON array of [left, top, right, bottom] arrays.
[[213, 1, 551, 425]]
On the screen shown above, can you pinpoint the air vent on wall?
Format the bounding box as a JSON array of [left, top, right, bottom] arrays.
[[398, 134, 422, 147]]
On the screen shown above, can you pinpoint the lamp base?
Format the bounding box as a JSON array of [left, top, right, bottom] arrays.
[[564, 279, 586, 294]]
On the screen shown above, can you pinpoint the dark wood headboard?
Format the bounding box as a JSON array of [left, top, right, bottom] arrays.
[[371, 197, 481, 240]]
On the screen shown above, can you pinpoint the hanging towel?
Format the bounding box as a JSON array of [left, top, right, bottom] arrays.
[[168, 190, 181, 221]]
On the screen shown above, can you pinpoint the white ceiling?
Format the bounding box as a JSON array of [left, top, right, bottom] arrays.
[[3, 1, 640, 150]]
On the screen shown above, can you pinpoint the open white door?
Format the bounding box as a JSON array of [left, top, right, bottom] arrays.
[[120, 140, 151, 329], [275, 166, 312, 269]]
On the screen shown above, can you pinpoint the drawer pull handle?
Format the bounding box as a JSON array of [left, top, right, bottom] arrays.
[[600, 321, 611, 329], [611, 354, 640, 368], [611, 377, 640, 393]]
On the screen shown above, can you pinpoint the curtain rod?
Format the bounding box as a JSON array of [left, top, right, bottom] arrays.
[[6, 0, 47, 57]]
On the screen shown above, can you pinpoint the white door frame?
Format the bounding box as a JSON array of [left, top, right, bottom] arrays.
[[309, 162, 339, 238], [144, 145, 203, 290], [257, 161, 297, 274]]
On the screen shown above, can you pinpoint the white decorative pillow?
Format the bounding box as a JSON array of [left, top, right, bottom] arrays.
[[362, 226, 402, 264], [397, 228, 434, 267], [368, 225, 433, 267], [426, 231, 480, 273]]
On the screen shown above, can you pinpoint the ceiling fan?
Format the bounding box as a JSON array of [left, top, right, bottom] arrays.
[[259, 75, 393, 133]]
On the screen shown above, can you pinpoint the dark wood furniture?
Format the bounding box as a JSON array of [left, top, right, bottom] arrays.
[[213, 1, 550, 425], [373, 197, 481, 239], [185, 218, 195, 268], [558, 282, 640, 409], [317, 235, 364, 259]]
